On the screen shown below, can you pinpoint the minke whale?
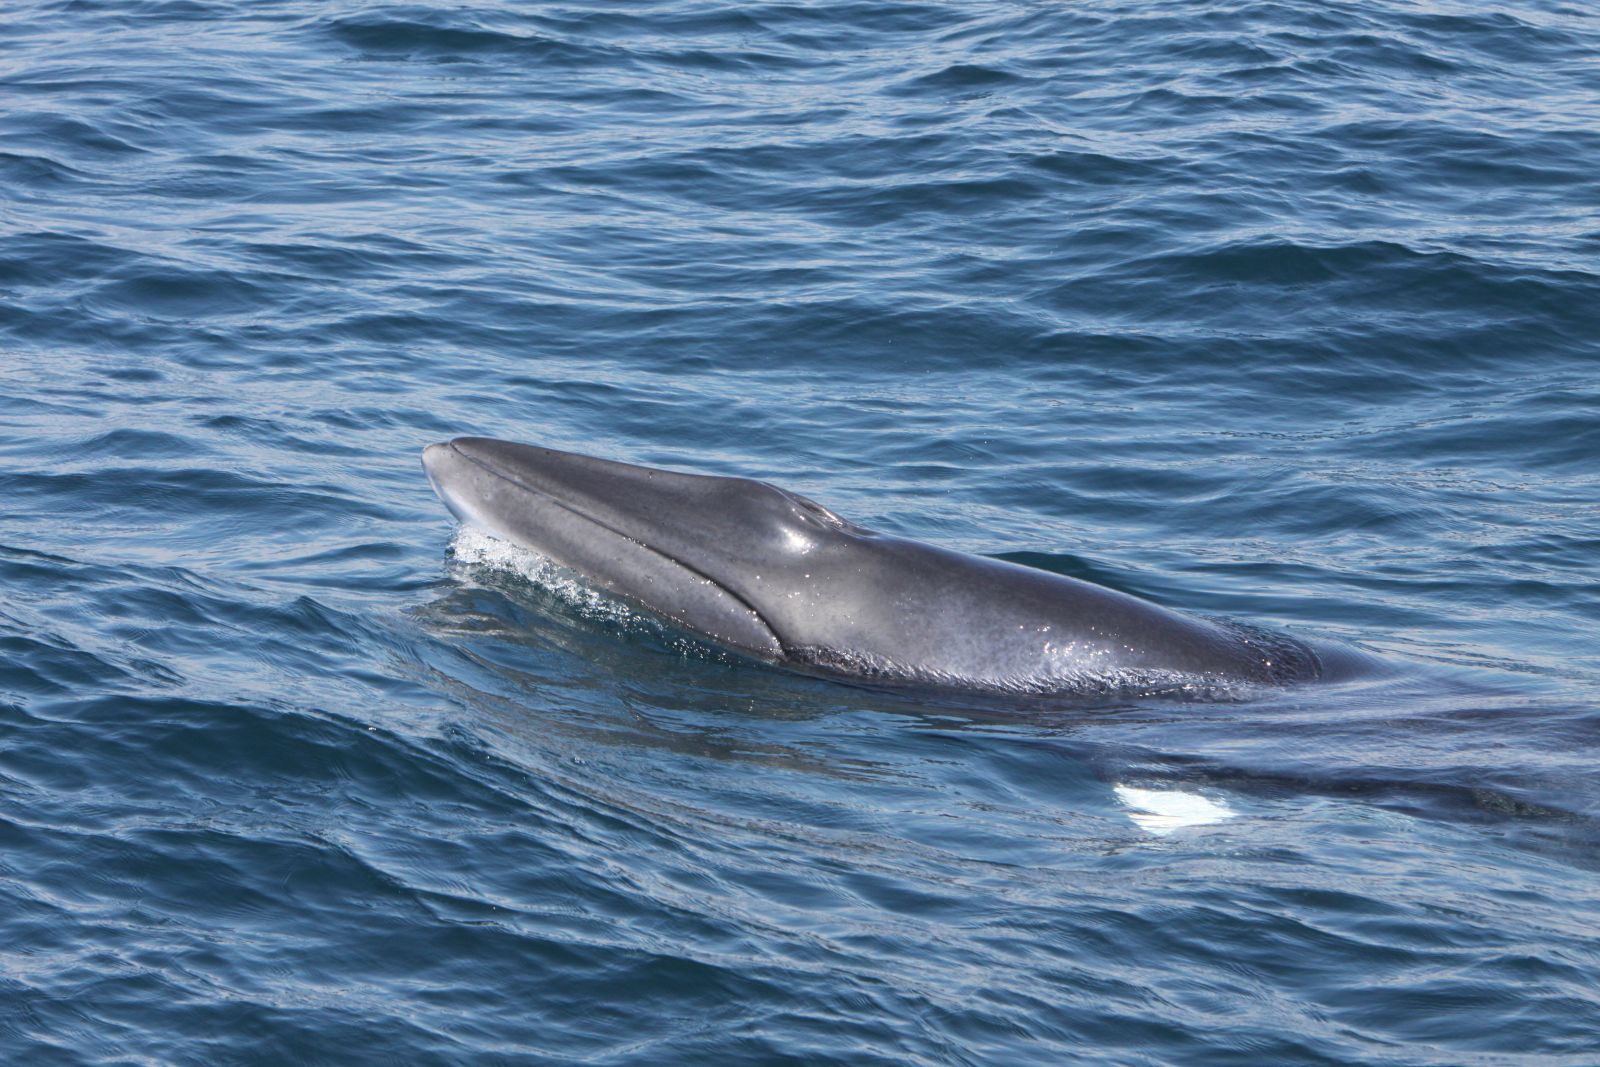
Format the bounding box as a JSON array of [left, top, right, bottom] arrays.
[[422, 437, 1330, 695]]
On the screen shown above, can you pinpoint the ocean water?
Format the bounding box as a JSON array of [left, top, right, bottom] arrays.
[[3, 0, 1598, 1062]]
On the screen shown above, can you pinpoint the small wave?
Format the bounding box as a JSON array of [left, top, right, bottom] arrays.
[[323, 10, 597, 65], [894, 62, 1025, 94], [86, 267, 272, 321]]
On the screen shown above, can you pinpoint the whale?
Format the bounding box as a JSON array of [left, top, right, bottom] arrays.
[[422, 437, 1332, 695]]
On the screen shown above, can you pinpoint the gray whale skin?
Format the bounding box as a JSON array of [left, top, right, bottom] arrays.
[[423, 437, 1331, 694]]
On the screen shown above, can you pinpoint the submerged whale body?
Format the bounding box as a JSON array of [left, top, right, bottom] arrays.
[[422, 437, 1329, 695]]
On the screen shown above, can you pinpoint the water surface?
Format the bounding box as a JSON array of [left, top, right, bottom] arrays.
[[3, 0, 1598, 1062]]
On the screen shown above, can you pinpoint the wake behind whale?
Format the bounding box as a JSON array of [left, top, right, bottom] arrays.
[[422, 437, 1349, 697]]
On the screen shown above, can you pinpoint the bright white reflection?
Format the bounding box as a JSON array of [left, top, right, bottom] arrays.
[[781, 526, 814, 553], [1114, 785, 1238, 837]]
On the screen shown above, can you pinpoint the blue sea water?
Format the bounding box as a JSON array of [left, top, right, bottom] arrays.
[[3, 0, 1599, 1061]]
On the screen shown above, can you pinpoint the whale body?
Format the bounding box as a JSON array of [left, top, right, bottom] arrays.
[[422, 437, 1327, 694]]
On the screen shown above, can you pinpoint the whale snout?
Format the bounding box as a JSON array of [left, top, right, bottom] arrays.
[[421, 441, 476, 525]]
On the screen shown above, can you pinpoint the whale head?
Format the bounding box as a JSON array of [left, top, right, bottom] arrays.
[[421, 437, 868, 659]]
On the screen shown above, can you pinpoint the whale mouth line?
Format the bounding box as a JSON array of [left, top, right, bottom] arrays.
[[442, 440, 784, 654]]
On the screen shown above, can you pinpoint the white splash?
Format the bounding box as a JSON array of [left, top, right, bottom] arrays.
[[447, 526, 641, 625], [450, 524, 554, 577], [1114, 785, 1238, 836]]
